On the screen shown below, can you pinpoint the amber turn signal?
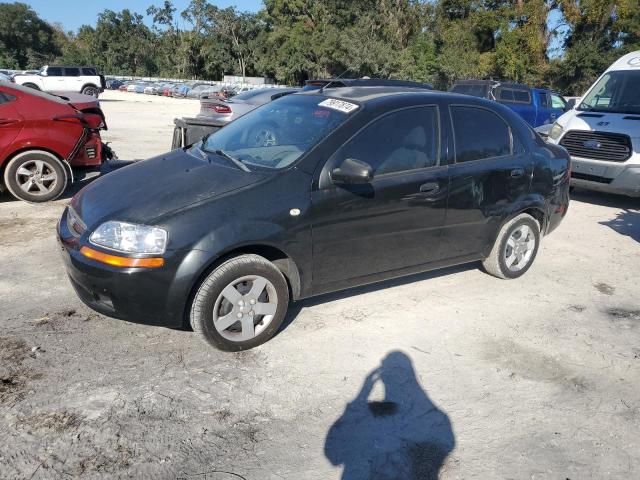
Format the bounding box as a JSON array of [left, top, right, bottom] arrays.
[[80, 246, 164, 268]]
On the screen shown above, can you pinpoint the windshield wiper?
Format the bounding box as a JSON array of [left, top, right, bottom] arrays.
[[213, 149, 251, 172]]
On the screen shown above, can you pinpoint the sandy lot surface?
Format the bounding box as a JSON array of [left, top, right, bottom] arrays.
[[0, 90, 639, 479]]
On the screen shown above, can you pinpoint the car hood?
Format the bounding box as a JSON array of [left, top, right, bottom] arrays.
[[557, 109, 640, 139], [72, 149, 266, 229]]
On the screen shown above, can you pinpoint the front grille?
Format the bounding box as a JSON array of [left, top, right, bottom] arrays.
[[571, 172, 612, 184], [560, 130, 632, 162]]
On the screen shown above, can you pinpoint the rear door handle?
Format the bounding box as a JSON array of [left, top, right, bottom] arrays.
[[510, 168, 525, 178], [419, 182, 440, 194], [0, 118, 18, 126]]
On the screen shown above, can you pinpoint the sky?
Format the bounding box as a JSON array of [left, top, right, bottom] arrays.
[[24, 0, 566, 56], [23, 0, 263, 32]]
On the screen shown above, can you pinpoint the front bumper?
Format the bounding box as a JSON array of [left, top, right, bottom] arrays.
[[570, 156, 640, 197], [57, 208, 208, 328]]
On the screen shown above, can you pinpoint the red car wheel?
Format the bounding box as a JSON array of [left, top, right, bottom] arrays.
[[3, 150, 68, 203]]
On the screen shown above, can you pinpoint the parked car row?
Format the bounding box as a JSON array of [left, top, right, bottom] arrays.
[[107, 77, 285, 100]]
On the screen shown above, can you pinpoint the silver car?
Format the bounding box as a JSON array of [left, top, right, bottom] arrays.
[[197, 87, 299, 124]]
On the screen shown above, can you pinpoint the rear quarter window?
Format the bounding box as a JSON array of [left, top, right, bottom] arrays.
[[450, 106, 512, 162], [64, 67, 80, 76], [81, 68, 97, 75]]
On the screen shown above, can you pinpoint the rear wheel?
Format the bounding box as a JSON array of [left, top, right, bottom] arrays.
[[81, 85, 99, 97], [3, 150, 68, 203], [482, 213, 540, 279], [190, 254, 290, 351]]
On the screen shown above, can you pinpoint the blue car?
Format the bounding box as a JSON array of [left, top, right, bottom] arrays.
[[450, 80, 568, 127]]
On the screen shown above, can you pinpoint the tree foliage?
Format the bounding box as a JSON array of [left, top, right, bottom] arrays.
[[0, 0, 638, 93]]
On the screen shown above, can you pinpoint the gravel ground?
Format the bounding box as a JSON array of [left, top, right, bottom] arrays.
[[0, 90, 639, 480]]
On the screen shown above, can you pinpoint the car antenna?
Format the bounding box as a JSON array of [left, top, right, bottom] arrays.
[[319, 68, 350, 95]]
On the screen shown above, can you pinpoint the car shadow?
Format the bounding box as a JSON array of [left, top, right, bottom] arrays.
[[571, 188, 639, 210], [599, 209, 640, 244], [570, 188, 640, 244], [278, 263, 478, 335], [324, 351, 455, 479]]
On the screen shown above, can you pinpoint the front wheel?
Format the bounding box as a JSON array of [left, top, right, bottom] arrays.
[[3, 150, 68, 203], [190, 254, 290, 351], [482, 213, 540, 279]]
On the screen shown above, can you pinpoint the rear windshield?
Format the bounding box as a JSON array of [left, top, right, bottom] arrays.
[[0, 80, 68, 104], [579, 70, 640, 114], [200, 94, 355, 170], [450, 84, 489, 98]]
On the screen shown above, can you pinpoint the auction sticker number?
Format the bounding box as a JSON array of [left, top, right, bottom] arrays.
[[318, 98, 359, 114]]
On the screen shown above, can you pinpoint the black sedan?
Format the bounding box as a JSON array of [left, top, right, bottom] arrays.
[[58, 87, 570, 351]]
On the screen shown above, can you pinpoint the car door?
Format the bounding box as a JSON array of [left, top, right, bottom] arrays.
[[41, 66, 65, 91], [444, 104, 532, 258], [0, 91, 23, 160], [63, 67, 83, 92], [310, 105, 449, 290]]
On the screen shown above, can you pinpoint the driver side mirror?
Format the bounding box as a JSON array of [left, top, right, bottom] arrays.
[[331, 158, 373, 185]]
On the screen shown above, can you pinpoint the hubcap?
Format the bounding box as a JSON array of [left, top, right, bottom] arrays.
[[212, 275, 278, 342], [15, 160, 58, 196], [504, 224, 536, 272]]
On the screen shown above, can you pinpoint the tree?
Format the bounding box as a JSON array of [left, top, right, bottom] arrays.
[[0, 2, 61, 68]]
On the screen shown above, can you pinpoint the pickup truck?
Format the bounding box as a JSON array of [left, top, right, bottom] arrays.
[[12, 65, 106, 97], [450, 80, 568, 128]]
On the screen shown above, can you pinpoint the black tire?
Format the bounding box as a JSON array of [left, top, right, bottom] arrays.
[[482, 213, 540, 279], [3, 150, 68, 203], [190, 254, 290, 351], [81, 85, 99, 97], [22, 83, 40, 90]]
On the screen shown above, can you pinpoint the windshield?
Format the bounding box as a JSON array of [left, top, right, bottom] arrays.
[[450, 84, 489, 98], [579, 70, 640, 114], [200, 94, 355, 170]]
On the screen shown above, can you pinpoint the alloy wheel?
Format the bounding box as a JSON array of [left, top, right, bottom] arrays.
[[15, 159, 59, 197], [212, 275, 279, 342], [504, 224, 536, 272]]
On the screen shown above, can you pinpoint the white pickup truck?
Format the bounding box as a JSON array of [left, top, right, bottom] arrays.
[[12, 65, 106, 97]]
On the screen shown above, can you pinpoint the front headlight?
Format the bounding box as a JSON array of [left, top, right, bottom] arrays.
[[548, 122, 564, 141], [89, 221, 167, 254]]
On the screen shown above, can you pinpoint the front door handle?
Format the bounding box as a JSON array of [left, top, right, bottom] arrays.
[[510, 168, 525, 178], [419, 182, 440, 194], [0, 118, 18, 126]]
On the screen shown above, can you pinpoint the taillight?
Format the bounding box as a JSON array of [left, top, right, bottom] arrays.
[[210, 104, 232, 114]]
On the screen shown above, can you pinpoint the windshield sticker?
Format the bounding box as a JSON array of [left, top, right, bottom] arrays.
[[318, 98, 359, 114]]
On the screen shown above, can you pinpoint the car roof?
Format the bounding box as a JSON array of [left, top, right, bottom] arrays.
[[297, 86, 452, 103]]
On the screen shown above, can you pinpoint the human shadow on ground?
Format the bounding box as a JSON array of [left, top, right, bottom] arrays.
[[325, 351, 455, 480]]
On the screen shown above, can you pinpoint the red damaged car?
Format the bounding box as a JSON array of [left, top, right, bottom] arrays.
[[0, 81, 112, 203]]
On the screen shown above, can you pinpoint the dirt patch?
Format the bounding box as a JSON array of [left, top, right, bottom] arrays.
[[483, 338, 589, 391], [0, 218, 55, 246], [31, 308, 100, 329], [607, 308, 640, 330], [0, 336, 39, 405], [594, 282, 615, 295], [568, 305, 587, 313], [16, 411, 83, 432]]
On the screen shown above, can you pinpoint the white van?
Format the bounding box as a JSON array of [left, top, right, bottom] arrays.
[[547, 51, 640, 197]]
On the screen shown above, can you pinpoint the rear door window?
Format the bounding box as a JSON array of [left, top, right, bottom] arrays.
[[539, 91, 550, 108], [498, 89, 514, 102], [64, 67, 80, 76], [451, 106, 512, 162], [512, 89, 531, 103]]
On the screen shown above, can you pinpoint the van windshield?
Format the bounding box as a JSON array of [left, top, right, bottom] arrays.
[[199, 95, 355, 170], [579, 70, 640, 114]]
